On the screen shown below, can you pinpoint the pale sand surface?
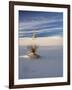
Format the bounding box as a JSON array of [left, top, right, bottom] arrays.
[[19, 36, 63, 46], [19, 36, 63, 79]]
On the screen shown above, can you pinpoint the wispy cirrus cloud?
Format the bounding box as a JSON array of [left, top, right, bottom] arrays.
[[19, 11, 63, 38]]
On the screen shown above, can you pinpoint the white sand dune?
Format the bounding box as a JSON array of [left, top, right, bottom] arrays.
[[19, 36, 63, 46]]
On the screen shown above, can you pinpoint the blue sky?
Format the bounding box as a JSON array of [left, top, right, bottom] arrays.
[[19, 10, 63, 38]]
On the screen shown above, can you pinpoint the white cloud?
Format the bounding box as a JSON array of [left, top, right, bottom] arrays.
[[19, 17, 62, 31], [19, 27, 63, 34]]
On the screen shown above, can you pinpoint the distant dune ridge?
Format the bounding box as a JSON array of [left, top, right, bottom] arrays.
[[19, 36, 63, 46]]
